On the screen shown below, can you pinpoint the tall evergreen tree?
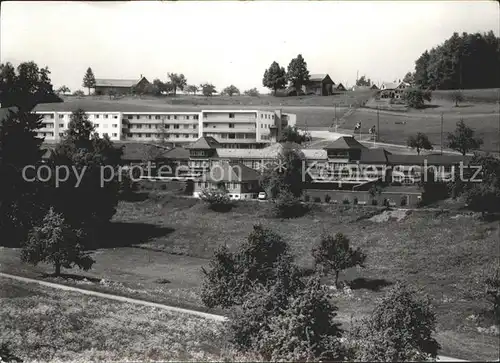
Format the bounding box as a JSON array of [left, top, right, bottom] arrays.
[[49, 109, 123, 247], [82, 67, 96, 95], [286, 55, 310, 95], [0, 110, 46, 246]]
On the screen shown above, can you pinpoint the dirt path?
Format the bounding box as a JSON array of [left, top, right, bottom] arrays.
[[0, 271, 478, 362], [0, 272, 226, 322]]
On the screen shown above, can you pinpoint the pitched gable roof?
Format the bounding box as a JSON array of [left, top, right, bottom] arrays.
[[323, 136, 367, 150], [308, 74, 335, 84], [335, 83, 346, 90], [94, 77, 147, 88], [186, 136, 220, 149], [163, 147, 190, 160], [206, 162, 260, 182], [360, 148, 392, 164]]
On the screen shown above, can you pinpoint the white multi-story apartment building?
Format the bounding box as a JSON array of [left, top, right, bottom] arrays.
[[34, 107, 296, 148]]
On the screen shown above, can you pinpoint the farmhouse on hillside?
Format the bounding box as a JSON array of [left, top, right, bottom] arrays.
[[94, 75, 150, 96], [379, 81, 410, 100], [304, 74, 335, 96]]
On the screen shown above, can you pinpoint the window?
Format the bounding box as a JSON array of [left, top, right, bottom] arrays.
[[148, 115, 152, 119], [148, 124, 152, 129], [229, 113, 235, 118], [194, 115, 199, 120], [127, 133, 132, 137], [95, 115, 100, 119], [184, 134, 189, 138], [173, 115, 177, 120], [59, 132, 64, 137], [165, 125, 170, 129], [175, 134, 179, 138], [229, 123, 235, 128], [167, 115, 171, 120], [136, 124, 142, 129], [112, 133, 117, 137], [94, 124, 99, 128], [104, 115, 109, 119], [260, 114, 263, 119], [174, 124, 179, 129], [59, 114, 64, 119], [113, 124, 118, 128], [113, 115, 118, 119], [186, 115, 190, 120], [127, 115, 133, 119], [155, 115, 160, 120], [59, 123, 64, 128], [193, 125, 197, 129], [103, 133, 108, 137], [136, 115, 140, 119], [229, 133, 236, 139]]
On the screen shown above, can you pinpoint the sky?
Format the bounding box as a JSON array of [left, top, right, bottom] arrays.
[[1, 1, 499, 94]]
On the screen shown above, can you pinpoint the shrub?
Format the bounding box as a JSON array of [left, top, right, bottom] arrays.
[[201, 225, 294, 309], [353, 197, 358, 205], [311, 232, 366, 286], [400, 196, 408, 207], [254, 276, 345, 361], [199, 188, 232, 212], [352, 283, 440, 362], [383, 198, 390, 207], [485, 265, 500, 323], [313, 196, 321, 203], [343, 198, 350, 205], [0, 342, 23, 363], [273, 189, 306, 218], [325, 194, 331, 203]]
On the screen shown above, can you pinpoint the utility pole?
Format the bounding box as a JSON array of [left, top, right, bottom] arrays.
[[376, 106, 380, 143], [440, 112, 444, 155]]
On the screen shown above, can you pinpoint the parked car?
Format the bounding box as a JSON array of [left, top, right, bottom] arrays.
[[258, 192, 267, 200]]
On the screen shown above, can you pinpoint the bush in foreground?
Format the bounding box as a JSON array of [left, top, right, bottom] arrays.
[[199, 188, 232, 212], [255, 276, 345, 361], [350, 283, 440, 362], [485, 264, 500, 324], [201, 225, 293, 308], [0, 342, 23, 363]]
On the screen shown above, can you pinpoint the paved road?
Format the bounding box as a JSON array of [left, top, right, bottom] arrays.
[[0, 271, 481, 362]]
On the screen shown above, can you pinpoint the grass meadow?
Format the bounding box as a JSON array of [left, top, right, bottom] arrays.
[[1, 193, 499, 361]]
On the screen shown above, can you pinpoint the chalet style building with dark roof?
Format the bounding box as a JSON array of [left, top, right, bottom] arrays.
[[94, 76, 151, 96], [305, 74, 335, 96]]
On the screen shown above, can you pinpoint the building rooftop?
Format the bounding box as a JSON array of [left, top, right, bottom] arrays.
[[94, 78, 146, 88], [186, 136, 220, 149], [206, 162, 260, 182], [308, 74, 335, 84], [359, 148, 392, 164], [322, 136, 367, 150], [118, 142, 171, 161]]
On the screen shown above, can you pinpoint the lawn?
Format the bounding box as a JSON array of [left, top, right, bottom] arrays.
[[0, 277, 226, 362], [1, 193, 499, 361]]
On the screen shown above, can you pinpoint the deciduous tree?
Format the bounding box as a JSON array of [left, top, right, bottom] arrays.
[[185, 84, 199, 95], [222, 84, 240, 97], [312, 232, 366, 286], [244, 88, 260, 96], [402, 88, 431, 109], [407, 132, 433, 155], [21, 207, 94, 276], [450, 90, 465, 107], [56, 85, 71, 95], [447, 119, 483, 155], [82, 67, 96, 95], [200, 83, 217, 97], [0, 61, 61, 111], [356, 75, 372, 87], [263, 61, 287, 95], [167, 73, 187, 96]]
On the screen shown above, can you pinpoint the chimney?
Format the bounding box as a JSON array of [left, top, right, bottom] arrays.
[[140, 74, 143, 78]]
